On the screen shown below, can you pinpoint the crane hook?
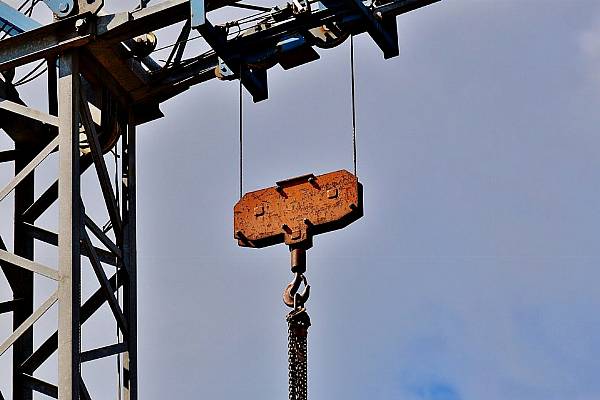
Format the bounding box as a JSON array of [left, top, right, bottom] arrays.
[[283, 272, 310, 308]]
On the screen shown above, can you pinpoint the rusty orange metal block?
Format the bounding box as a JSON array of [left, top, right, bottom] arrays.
[[234, 170, 363, 248]]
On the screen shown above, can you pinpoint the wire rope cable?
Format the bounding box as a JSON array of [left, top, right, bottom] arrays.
[[153, 35, 203, 54], [350, 35, 358, 177], [24, 0, 41, 16], [239, 68, 244, 199], [13, 60, 46, 86]]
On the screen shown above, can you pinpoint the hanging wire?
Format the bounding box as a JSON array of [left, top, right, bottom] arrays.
[[14, 67, 47, 86], [24, 0, 41, 17], [153, 35, 203, 54], [226, 22, 242, 40], [13, 60, 46, 86], [116, 251, 121, 400], [113, 147, 121, 212], [239, 66, 244, 199], [350, 35, 357, 177]]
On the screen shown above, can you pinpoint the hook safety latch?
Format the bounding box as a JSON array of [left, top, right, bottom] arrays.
[[283, 272, 310, 308]]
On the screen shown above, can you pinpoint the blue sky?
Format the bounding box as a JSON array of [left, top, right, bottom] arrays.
[[2, 0, 600, 399]]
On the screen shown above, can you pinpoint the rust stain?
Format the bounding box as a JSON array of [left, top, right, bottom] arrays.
[[234, 170, 363, 248]]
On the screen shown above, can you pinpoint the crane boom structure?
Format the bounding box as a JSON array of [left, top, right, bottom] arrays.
[[1, 0, 439, 110], [0, 0, 440, 399]]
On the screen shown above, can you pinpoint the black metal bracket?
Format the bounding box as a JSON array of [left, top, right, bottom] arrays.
[[0, 298, 23, 314], [0, 150, 18, 163], [196, 19, 269, 102], [325, 0, 399, 58]]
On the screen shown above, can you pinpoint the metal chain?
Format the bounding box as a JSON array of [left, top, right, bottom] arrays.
[[287, 308, 311, 400], [284, 248, 311, 398]]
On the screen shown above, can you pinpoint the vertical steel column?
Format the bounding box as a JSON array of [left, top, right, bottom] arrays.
[[12, 145, 35, 400], [122, 116, 138, 400], [48, 57, 58, 117], [57, 51, 81, 400]]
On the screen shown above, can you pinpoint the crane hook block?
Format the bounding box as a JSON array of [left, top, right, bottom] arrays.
[[234, 170, 363, 248]]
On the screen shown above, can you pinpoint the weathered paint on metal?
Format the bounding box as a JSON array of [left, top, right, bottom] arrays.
[[234, 170, 363, 248], [57, 51, 81, 400]]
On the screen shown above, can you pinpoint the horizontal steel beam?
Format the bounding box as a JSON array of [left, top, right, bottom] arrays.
[[96, 0, 188, 40], [0, 14, 92, 71], [131, 52, 218, 103], [0, 298, 22, 314], [0, 0, 440, 106], [137, 0, 439, 105], [0, 249, 59, 281], [21, 222, 118, 267], [21, 269, 125, 373], [376, 0, 441, 16], [21, 156, 93, 222], [0, 98, 59, 127], [0, 150, 17, 163], [95, 0, 240, 43], [80, 342, 127, 362]]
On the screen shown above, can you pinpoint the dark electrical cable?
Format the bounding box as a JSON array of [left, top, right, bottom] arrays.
[[24, 0, 41, 17], [153, 35, 202, 54], [350, 35, 357, 177], [13, 60, 46, 86], [14, 67, 47, 86]]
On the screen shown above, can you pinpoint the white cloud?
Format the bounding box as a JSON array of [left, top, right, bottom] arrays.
[[580, 15, 600, 85]]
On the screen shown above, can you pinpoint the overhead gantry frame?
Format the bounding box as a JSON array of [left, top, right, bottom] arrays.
[[0, 0, 440, 398]]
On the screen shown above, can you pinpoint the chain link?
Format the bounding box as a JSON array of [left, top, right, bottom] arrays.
[[287, 308, 311, 400]]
